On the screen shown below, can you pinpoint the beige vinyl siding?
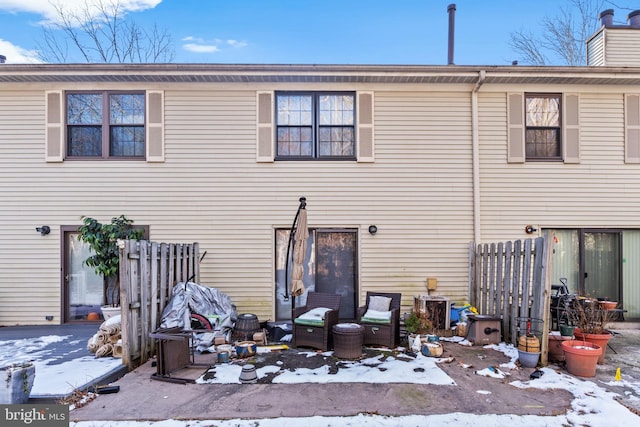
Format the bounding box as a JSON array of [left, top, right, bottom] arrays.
[[0, 86, 475, 325], [363, 91, 474, 306], [0, 91, 61, 324], [587, 30, 605, 66], [601, 29, 640, 67], [478, 90, 638, 242]]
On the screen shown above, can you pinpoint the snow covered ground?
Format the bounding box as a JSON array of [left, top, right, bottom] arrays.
[[0, 332, 122, 398], [2, 330, 639, 426]]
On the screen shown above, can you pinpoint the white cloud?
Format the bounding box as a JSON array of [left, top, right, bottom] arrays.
[[0, 0, 162, 24], [181, 37, 248, 55], [227, 39, 248, 48], [0, 38, 41, 63], [0, 0, 163, 63], [182, 43, 220, 54]]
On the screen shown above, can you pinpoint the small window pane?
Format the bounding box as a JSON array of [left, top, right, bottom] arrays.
[[319, 95, 354, 125], [110, 94, 144, 124], [68, 94, 102, 125], [277, 126, 313, 157], [318, 126, 355, 157], [110, 126, 145, 157], [277, 95, 312, 126], [526, 129, 560, 157], [526, 96, 560, 127], [68, 126, 102, 156]]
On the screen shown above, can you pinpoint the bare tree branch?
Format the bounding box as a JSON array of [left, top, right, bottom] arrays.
[[510, 29, 549, 65], [509, 0, 614, 65], [36, 0, 174, 63]]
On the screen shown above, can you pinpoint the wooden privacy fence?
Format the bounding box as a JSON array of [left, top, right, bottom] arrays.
[[118, 239, 200, 370], [468, 236, 552, 363]]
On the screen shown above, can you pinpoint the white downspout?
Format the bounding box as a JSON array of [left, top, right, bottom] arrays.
[[472, 70, 486, 245]]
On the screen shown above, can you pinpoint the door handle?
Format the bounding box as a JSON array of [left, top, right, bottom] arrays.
[[584, 272, 588, 278]]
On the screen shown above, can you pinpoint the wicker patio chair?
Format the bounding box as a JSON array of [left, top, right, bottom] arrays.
[[357, 292, 401, 348], [293, 292, 341, 351]]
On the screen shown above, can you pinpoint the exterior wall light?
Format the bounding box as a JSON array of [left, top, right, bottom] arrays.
[[524, 225, 538, 234], [368, 225, 378, 235], [36, 226, 51, 235]]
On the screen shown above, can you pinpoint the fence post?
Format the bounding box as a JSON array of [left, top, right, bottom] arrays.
[[468, 242, 477, 306], [502, 241, 512, 342]]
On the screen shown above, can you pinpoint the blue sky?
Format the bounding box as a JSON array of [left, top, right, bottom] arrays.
[[0, 0, 633, 65]]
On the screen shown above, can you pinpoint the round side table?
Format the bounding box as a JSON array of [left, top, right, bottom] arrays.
[[332, 323, 364, 359]]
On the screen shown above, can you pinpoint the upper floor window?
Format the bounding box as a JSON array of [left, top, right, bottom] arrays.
[[66, 92, 145, 159], [276, 92, 355, 160], [525, 93, 561, 160]]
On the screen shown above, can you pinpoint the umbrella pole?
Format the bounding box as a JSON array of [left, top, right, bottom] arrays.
[[286, 197, 306, 320]]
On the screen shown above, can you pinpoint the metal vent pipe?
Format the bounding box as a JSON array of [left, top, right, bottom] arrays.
[[447, 4, 456, 65], [629, 10, 640, 28], [599, 9, 614, 27]]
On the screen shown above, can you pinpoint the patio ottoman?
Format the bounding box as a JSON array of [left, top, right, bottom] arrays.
[[332, 323, 364, 359]]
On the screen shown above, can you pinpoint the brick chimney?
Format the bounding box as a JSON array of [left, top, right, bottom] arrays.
[[0, 55, 6, 64]]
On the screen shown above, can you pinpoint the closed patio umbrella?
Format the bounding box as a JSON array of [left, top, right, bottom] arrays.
[[290, 200, 308, 298]]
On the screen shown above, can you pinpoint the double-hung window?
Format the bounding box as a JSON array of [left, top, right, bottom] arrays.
[[525, 93, 562, 160], [276, 92, 355, 160], [66, 91, 145, 159]]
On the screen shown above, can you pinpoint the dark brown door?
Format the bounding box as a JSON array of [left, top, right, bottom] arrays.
[[275, 228, 358, 320]]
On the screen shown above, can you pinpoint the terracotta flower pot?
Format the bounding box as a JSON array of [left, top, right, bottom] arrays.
[[562, 340, 602, 377], [548, 334, 573, 362], [573, 330, 611, 364], [599, 301, 617, 311]]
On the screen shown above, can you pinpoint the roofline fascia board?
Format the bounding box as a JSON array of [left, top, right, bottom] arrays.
[[0, 64, 640, 85]]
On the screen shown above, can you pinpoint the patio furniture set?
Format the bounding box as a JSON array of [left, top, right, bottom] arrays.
[[293, 291, 401, 358]]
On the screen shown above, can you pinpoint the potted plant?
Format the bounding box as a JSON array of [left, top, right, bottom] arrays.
[[567, 297, 614, 364], [77, 215, 144, 319], [405, 311, 443, 354], [0, 362, 35, 404], [404, 311, 434, 336]]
